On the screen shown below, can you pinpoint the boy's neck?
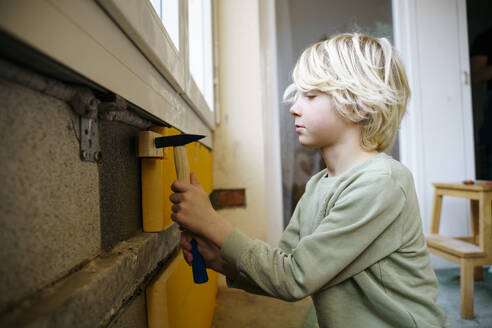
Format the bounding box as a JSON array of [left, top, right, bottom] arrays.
[[320, 140, 379, 177]]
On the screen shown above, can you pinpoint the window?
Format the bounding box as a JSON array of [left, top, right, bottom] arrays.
[[150, 0, 180, 51], [188, 0, 214, 110]]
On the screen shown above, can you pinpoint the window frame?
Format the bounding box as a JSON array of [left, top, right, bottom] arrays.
[[0, 0, 216, 147], [98, 0, 216, 129]]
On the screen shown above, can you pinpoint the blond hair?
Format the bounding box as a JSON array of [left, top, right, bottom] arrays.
[[284, 33, 410, 152]]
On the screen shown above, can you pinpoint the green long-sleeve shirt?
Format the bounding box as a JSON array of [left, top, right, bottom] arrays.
[[221, 153, 446, 328]]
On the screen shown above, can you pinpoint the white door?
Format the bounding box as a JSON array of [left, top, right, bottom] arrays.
[[393, 0, 475, 269]]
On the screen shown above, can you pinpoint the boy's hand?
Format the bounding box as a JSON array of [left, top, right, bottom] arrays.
[[170, 173, 234, 247], [181, 232, 238, 280]]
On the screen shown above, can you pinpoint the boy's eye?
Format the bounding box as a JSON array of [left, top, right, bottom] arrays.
[[305, 93, 317, 99]]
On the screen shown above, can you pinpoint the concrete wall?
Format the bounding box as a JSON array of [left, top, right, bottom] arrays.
[[0, 79, 101, 311], [109, 294, 147, 328], [99, 120, 142, 250], [0, 61, 180, 326]]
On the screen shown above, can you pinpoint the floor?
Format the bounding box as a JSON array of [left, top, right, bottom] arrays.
[[434, 267, 492, 328], [212, 268, 492, 328], [211, 283, 313, 328]]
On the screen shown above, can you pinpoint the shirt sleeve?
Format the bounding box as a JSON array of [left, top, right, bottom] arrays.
[[220, 172, 406, 301], [226, 194, 306, 295], [277, 193, 304, 252], [225, 272, 271, 297]]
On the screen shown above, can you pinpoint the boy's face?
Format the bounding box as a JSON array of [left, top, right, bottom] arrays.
[[289, 91, 353, 149]]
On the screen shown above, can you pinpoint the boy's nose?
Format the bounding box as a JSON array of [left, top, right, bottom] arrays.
[[289, 102, 301, 117]]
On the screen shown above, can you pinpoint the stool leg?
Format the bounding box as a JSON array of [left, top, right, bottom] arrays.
[[470, 200, 479, 245], [461, 262, 474, 318], [430, 190, 443, 234], [470, 200, 483, 281]]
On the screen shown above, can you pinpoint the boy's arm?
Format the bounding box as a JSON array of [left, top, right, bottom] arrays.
[[225, 272, 274, 297], [226, 195, 306, 295], [171, 172, 306, 253], [171, 172, 305, 296], [219, 173, 406, 301]]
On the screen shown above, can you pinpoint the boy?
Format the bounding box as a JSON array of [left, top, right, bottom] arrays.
[[170, 33, 446, 328]]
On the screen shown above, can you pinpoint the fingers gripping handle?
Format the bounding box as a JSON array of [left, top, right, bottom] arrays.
[[190, 239, 209, 283], [173, 145, 208, 284], [174, 146, 190, 181]]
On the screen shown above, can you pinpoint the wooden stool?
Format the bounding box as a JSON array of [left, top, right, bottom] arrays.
[[425, 181, 492, 318]]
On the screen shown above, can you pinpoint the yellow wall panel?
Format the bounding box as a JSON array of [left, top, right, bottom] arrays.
[[141, 127, 213, 232], [141, 126, 174, 231], [143, 126, 217, 328], [147, 253, 218, 328], [167, 260, 218, 328], [146, 253, 180, 328], [141, 157, 166, 231]]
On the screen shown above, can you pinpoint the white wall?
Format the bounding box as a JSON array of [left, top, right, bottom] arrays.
[[215, 0, 267, 243], [259, 0, 284, 248], [214, 0, 286, 284], [393, 0, 475, 268]]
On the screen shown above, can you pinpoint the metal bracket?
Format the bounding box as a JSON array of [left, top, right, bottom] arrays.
[[80, 117, 100, 162]]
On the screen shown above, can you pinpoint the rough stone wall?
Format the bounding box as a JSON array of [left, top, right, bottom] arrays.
[[0, 71, 179, 327], [109, 294, 148, 328], [0, 78, 101, 311], [99, 120, 142, 250]]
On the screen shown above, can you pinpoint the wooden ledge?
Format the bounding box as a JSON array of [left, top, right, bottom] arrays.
[[425, 234, 485, 258], [432, 182, 492, 192]]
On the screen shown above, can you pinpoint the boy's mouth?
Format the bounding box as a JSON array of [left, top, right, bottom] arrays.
[[295, 124, 305, 132]]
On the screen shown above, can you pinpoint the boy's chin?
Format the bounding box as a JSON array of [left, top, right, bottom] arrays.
[[298, 138, 319, 148]]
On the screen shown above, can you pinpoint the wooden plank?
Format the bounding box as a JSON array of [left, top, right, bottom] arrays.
[[426, 245, 460, 263], [433, 182, 492, 192], [425, 247, 491, 266], [454, 236, 476, 244], [425, 234, 484, 257], [435, 188, 480, 200], [138, 131, 164, 158]]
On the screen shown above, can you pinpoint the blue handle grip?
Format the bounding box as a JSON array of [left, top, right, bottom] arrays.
[[190, 239, 208, 284]]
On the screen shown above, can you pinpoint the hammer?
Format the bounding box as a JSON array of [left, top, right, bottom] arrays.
[[154, 133, 209, 284]]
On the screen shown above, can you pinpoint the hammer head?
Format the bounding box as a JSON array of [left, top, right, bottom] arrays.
[[154, 134, 205, 148]]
